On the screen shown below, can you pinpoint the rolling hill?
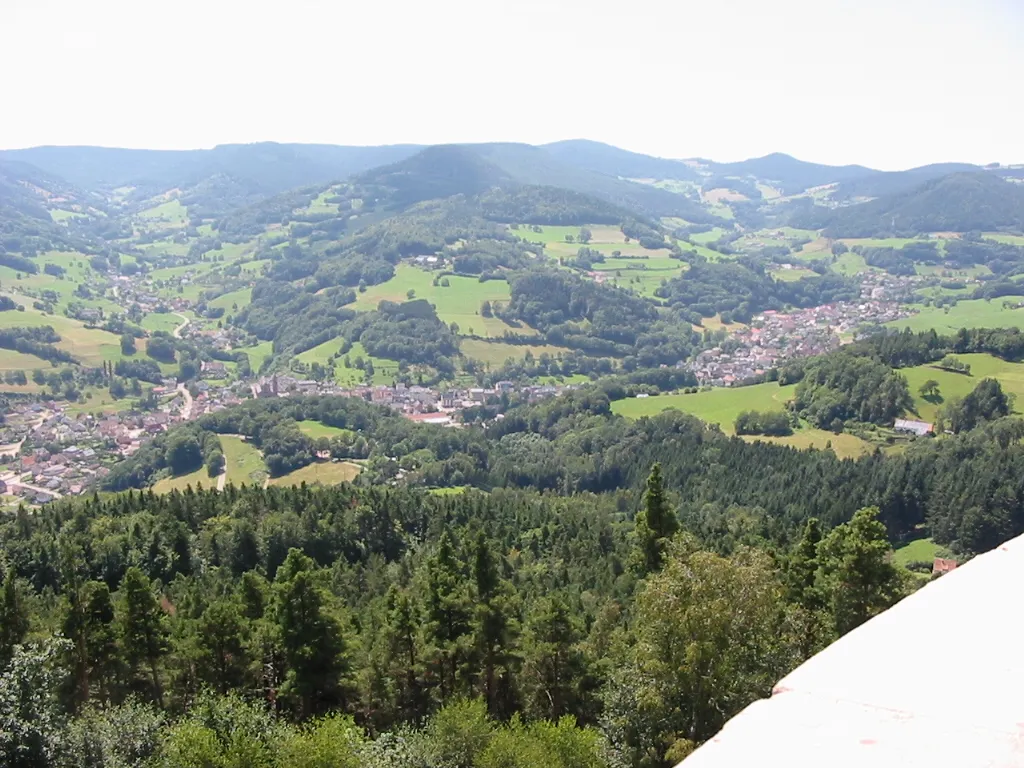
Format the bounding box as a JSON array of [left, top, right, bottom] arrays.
[[541, 139, 699, 181], [831, 162, 985, 200], [697, 152, 877, 194], [800, 172, 1024, 237], [0, 142, 424, 196]]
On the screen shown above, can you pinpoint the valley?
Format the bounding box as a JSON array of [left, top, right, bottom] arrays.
[[1, 141, 1024, 502]]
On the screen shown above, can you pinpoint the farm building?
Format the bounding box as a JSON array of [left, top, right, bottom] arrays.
[[894, 418, 934, 436]]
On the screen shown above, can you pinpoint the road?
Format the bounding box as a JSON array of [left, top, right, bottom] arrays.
[[177, 383, 194, 420], [0, 473, 62, 500], [172, 312, 189, 339]]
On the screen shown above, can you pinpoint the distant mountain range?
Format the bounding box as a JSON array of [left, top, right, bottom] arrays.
[[794, 172, 1024, 237], [2, 140, 1022, 243]]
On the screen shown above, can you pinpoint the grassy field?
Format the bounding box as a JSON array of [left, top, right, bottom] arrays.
[[590, 255, 686, 298], [689, 227, 729, 245], [610, 384, 874, 457], [460, 339, 569, 366], [892, 537, 951, 567], [50, 209, 88, 222], [136, 199, 188, 228], [140, 312, 182, 334], [984, 233, 1024, 246], [296, 420, 352, 440], [208, 287, 253, 313], [740, 430, 872, 459], [221, 436, 266, 486], [153, 466, 213, 494], [610, 382, 796, 429], [349, 265, 528, 338], [0, 294, 130, 366], [268, 461, 361, 487], [770, 266, 818, 282], [239, 341, 274, 373], [295, 339, 398, 386], [902, 353, 1024, 422], [886, 297, 1024, 334], [0, 349, 50, 372]]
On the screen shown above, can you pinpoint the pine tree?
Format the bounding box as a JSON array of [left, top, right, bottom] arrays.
[[424, 532, 472, 700], [117, 567, 169, 706], [274, 548, 347, 718], [633, 463, 678, 575], [0, 570, 29, 667], [472, 534, 516, 717], [788, 518, 822, 609]]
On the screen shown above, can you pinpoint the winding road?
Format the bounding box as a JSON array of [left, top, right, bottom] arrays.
[[171, 312, 189, 339], [177, 383, 194, 420]]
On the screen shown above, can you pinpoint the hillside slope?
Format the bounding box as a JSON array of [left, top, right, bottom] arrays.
[[542, 139, 698, 181], [801, 172, 1024, 237], [0, 142, 424, 195], [699, 152, 877, 194]]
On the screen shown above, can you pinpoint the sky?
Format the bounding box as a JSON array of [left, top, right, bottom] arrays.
[[2, 0, 1022, 170]]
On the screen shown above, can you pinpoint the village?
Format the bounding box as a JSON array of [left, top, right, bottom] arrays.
[[0, 252, 963, 505], [684, 270, 919, 386]]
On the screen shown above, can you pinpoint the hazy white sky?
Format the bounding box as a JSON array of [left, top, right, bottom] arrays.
[[2, 0, 1021, 169]]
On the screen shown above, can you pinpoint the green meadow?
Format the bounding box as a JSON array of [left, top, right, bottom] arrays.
[[460, 339, 570, 366], [268, 461, 361, 487], [221, 436, 266, 486], [609, 382, 872, 458], [348, 264, 530, 338], [296, 420, 353, 440], [611, 382, 796, 428], [902, 353, 1024, 423], [886, 298, 1024, 334]]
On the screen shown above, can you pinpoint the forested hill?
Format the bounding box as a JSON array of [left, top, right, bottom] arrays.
[[0, 159, 105, 254], [694, 152, 877, 194], [795, 172, 1024, 236], [357, 143, 718, 221], [541, 139, 699, 181], [0, 142, 424, 195]]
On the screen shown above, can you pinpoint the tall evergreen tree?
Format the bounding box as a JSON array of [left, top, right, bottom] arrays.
[[274, 549, 347, 718], [0, 570, 29, 667], [633, 463, 678, 575], [118, 567, 169, 706], [424, 532, 472, 701]]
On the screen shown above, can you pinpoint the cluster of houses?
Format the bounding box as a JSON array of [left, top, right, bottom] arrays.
[[687, 300, 911, 386], [250, 374, 569, 422]]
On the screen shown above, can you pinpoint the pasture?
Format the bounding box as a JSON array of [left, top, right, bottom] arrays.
[[268, 461, 362, 487], [239, 341, 274, 373], [740, 429, 872, 460], [296, 420, 352, 440], [609, 383, 872, 458], [460, 339, 569, 366], [610, 382, 796, 429], [221, 436, 266, 486], [296, 339, 400, 386], [136, 199, 188, 228], [208, 287, 253, 313], [153, 466, 213, 494], [348, 264, 529, 338], [984, 233, 1024, 246], [0, 295, 129, 366], [892, 538, 951, 568], [902, 353, 1024, 422], [589, 255, 686, 298], [886, 298, 1024, 334]]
